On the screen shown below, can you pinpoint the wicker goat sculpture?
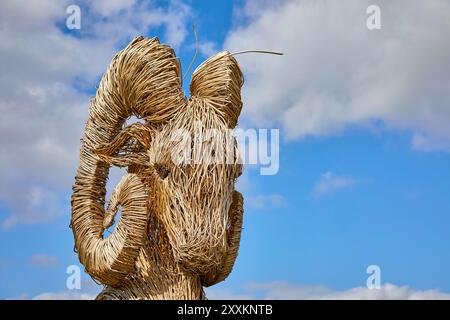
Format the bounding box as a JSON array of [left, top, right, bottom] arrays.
[[70, 36, 244, 299]]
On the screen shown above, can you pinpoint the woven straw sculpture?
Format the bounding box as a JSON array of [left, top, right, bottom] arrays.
[[70, 36, 244, 299]]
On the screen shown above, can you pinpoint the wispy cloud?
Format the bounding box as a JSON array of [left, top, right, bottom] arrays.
[[313, 172, 355, 198], [29, 254, 59, 267], [246, 194, 286, 210], [412, 132, 450, 152], [199, 41, 218, 57], [207, 281, 450, 300]]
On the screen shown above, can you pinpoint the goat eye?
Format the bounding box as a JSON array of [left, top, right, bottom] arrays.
[[154, 164, 170, 179]]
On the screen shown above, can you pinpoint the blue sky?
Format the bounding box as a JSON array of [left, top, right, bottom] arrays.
[[1, 0, 450, 299]]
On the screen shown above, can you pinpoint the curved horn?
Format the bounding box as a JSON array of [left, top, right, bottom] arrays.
[[71, 37, 184, 286]]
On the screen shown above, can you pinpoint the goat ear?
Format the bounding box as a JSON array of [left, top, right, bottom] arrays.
[[189, 52, 244, 128]]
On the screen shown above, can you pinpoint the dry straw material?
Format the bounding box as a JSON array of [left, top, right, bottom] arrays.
[[70, 36, 245, 299]]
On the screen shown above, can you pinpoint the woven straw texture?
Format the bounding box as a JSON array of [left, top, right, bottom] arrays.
[[70, 36, 244, 300]]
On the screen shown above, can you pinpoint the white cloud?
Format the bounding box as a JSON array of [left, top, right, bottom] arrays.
[[29, 276, 102, 300], [31, 281, 450, 300], [90, 0, 136, 16], [207, 281, 450, 300], [246, 194, 286, 210], [199, 41, 219, 57], [29, 254, 59, 267], [205, 289, 254, 300], [0, 0, 192, 227], [33, 290, 96, 300], [224, 0, 450, 150], [313, 172, 355, 197]]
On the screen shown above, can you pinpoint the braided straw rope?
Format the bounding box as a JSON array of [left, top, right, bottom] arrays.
[[71, 36, 245, 299]]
